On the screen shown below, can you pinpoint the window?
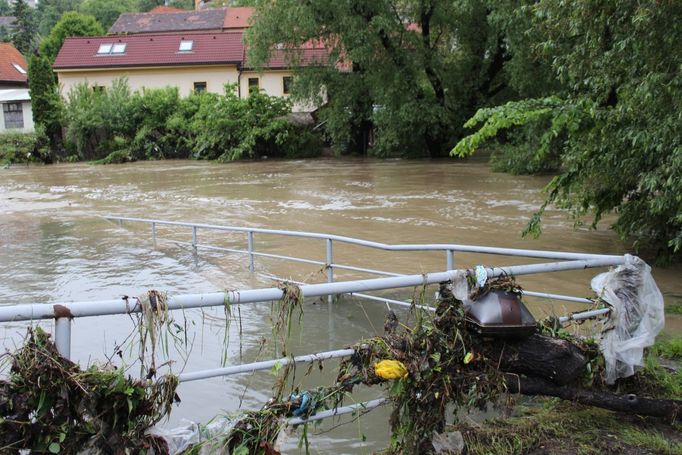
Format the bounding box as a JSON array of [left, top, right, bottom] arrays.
[[248, 77, 259, 94], [179, 40, 193, 52], [193, 82, 207, 93], [96, 43, 126, 55], [3, 102, 23, 129], [12, 63, 26, 75], [97, 43, 112, 54], [282, 76, 293, 95]]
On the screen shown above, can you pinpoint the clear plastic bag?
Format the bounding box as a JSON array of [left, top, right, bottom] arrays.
[[591, 255, 665, 384], [147, 418, 234, 455]]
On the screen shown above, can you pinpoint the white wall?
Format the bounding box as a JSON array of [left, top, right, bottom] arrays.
[[240, 70, 316, 112], [0, 100, 34, 133], [58, 65, 240, 98]]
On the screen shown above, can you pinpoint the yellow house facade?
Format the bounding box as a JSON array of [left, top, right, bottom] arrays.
[[53, 32, 320, 112]]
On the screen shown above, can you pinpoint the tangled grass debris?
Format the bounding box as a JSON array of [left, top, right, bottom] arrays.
[[0, 327, 179, 453]]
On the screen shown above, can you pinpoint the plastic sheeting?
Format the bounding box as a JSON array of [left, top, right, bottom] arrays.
[[591, 255, 665, 384], [148, 416, 291, 455]]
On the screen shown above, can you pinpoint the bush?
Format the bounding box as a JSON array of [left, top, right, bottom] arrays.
[[0, 129, 52, 165], [63, 79, 322, 163]]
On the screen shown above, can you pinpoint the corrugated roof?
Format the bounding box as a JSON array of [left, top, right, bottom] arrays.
[[109, 8, 226, 34], [0, 43, 28, 84], [223, 7, 254, 29], [53, 32, 244, 69]]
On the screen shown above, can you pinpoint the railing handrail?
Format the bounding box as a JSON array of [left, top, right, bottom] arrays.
[[103, 215, 623, 261], [0, 257, 623, 323]]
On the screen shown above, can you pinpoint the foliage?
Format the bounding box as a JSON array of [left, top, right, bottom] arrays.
[[650, 336, 682, 361], [10, 0, 34, 55], [451, 1, 682, 261], [63, 78, 135, 159], [189, 85, 294, 161], [79, 0, 135, 30], [457, 400, 682, 455], [28, 52, 64, 154], [62, 80, 323, 162], [40, 11, 104, 64], [135, 0, 193, 12], [0, 130, 51, 164], [0, 327, 177, 453], [246, 0, 538, 158]]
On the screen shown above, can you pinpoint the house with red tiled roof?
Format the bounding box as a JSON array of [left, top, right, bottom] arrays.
[[53, 31, 327, 112], [0, 43, 33, 132]]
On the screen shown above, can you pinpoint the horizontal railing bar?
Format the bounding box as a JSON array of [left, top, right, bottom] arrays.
[[0, 258, 623, 322], [103, 215, 623, 261], [332, 264, 405, 278], [166, 239, 246, 256], [559, 308, 610, 323], [165, 239, 327, 267], [287, 398, 387, 425], [250, 251, 325, 267], [179, 348, 357, 383], [350, 292, 434, 311], [522, 290, 594, 304]]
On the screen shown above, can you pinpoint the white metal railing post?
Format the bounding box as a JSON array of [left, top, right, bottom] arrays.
[[54, 318, 71, 359], [247, 231, 255, 272], [151, 222, 157, 244], [326, 238, 333, 304], [446, 249, 454, 270], [192, 226, 198, 252]]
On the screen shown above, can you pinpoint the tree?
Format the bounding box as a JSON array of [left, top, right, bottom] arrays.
[[40, 11, 104, 64], [246, 0, 523, 158], [452, 1, 682, 261], [78, 0, 134, 30], [35, 0, 85, 37], [0, 0, 12, 15], [28, 52, 63, 155], [10, 0, 34, 55]]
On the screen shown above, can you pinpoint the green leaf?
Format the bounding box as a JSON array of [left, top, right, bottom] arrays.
[[48, 442, 60, 454]]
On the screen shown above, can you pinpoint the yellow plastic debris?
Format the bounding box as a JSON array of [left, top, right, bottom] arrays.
[[375, 360, 408, 380]]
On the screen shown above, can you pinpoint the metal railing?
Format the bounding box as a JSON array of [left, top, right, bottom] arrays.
[[0, 216, 627, 429]]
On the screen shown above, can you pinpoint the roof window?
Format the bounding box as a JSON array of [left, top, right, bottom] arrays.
[[179, 40, 193, 52], [97, 43, 113, 54], [96, 43, 126, 55], [12, 63, 26, 75], [112, 43, 127, 54]]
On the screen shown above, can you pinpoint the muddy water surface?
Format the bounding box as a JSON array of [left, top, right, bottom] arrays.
[[1, 158, 680, 454]]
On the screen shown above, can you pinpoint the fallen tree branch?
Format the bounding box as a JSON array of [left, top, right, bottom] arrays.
[[504, 373, 682, 420]]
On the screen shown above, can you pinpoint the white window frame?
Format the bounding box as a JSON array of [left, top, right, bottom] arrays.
[[111, 43, 127, 54], [179, 40, 193, 52], [97, 43, 113, 54]]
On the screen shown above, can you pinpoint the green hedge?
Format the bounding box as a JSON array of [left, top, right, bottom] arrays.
[[0, 130, 52, 165], [62, 79, 323, 163]]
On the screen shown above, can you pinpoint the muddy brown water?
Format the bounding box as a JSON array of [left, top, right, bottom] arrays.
[[1, 158, 680, 454]]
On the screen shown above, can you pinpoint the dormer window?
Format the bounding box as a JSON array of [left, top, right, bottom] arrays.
[[12, 63, 26, 75], [97, 43, 112, 54], [179, 40, 193, 52]]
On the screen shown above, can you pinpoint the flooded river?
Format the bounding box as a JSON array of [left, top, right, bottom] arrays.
[[1, 158, 680, 453]]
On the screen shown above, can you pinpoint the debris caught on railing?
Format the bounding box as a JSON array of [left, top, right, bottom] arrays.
[[0, 328, 178, 453], [592, 254, 665, 384]]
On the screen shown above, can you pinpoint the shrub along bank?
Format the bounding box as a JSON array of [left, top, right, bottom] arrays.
[[61, 79, 322, 163], [0, 129, 53, 165]]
